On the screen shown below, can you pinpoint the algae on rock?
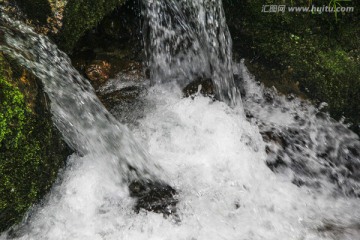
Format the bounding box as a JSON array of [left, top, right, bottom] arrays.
[[0, 53, 71, 232]]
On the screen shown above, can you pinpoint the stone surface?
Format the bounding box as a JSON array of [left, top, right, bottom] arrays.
[[183, 77, 215, 98], [129, 180, 178, 216]]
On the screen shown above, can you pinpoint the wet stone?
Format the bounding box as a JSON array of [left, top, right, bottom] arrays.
[[129, 180, 178, 216], [99, 85, 147, 125], [183, 77, 215, 98], [99, 86, 142, 109], [183, 74, 247, 100]]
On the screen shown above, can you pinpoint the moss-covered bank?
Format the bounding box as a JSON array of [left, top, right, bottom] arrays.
[[224, 0, 360, 134], [0, 53, 71, 232]]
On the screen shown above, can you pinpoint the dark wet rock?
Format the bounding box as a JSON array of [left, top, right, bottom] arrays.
[[99, 86, 143, 110], [129, 180, 178, 216], [183, 77, 215, 98], [99, 84, 147, 125], [183, 74, 247, 100]]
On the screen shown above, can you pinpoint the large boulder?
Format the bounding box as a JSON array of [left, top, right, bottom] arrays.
[[58, 0, 127, 52]]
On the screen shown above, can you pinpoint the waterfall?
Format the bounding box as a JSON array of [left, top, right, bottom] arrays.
[[142, 0, 240, 107], [1, 1, 360, 240], [0, 13, 162, 183]]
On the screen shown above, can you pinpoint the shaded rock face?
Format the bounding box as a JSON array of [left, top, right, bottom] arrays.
[[59, 0, 127, 52], [0, 53, 71, 231]]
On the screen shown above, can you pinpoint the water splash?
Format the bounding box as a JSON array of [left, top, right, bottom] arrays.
[[236, 60, 360, 197]]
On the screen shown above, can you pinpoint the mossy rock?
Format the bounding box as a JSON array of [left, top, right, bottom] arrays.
[[224, 0, 360, 134], [59, 0, 127, 52], [8, 0, 128, 52], [0, 53, 71, 232]]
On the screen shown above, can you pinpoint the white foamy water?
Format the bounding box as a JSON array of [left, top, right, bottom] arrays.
[[2, 81, 359, 240]]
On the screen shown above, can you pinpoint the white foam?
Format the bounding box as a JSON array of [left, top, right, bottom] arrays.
[[4, 86, 359, 240]]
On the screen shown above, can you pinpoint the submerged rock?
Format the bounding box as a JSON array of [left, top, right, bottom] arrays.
[[183, 74, 247, 100], [183, 77, 215, 98], [129, 180, 178, 217]]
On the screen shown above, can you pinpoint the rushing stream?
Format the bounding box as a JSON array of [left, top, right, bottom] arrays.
[[1, 0, 360, 239]]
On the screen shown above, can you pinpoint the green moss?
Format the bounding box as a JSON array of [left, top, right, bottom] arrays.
[[0, 75, 26, 148], [0, 54, 70, 231], [59, 0, 126, 52]]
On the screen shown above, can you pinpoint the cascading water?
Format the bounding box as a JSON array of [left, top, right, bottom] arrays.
[[1, 1, 360, 240], [142, 0, 240, 107], [0, 13, 162, 183]]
